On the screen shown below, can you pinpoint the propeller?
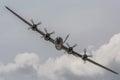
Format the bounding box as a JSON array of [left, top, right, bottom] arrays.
[[28, 19, 41, 30], [72, 44, 77, 48], [85, 48, 92, 57], [44, 28, 55, 35], [66, 43, 70, 47], [63, 34, 70, 43], [84, 48, 87, 54], [31, 19, 41, 26], [66, 43, 77, 48], [65, 42, 77, 53], [40, 28, 55, 39], [42, 28, 55, 40], [82, 48, 92, 63]]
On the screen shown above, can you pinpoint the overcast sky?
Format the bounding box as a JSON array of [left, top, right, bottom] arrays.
[[0, 0, 120, 80]]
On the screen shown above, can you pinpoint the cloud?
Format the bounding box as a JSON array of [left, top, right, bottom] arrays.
[[0, 33, 120, 80], [37, 33, 120, 80], [0, 53, 39, 74], [37, 54, 104, 80], [95, 33, 120, 63]]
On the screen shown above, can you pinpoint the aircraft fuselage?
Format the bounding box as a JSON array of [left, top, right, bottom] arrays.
[[54, 37, 63, 50]]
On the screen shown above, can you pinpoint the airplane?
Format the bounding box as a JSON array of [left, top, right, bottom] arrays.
[[5, 6, 119, 75]]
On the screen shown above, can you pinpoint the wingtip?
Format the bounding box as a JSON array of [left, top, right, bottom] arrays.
[[4, 5, 8, 8], [4, 5, 9, 10], [113, 71, 119, 75], [116, 72, 119, 75]]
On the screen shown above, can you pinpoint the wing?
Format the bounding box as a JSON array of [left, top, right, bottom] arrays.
[[62, 45, 118, 75], [5, 6, 32, 27], [49, 38, 55, 44], [5, 6, 45, 36], [5, 6, 55, 44], [86, 58, 118, 74]]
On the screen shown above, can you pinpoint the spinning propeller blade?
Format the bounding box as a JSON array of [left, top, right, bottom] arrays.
[[63, 34, 70, 43]]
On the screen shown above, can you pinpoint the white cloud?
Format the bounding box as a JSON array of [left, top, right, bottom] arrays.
[[15, 53, 39, 66], [0, 53, 39, 74], [95, 33, 120, 64], [37, 54, 103, 80], [0, 33, 120, 80], [37, 33, 120, 80]]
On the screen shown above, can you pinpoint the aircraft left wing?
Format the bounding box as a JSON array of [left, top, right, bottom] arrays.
[[5, 6, 45, 36], [5, 6, 55, 44], [62, 45, 119, 75], [5, 6, 32, 27]]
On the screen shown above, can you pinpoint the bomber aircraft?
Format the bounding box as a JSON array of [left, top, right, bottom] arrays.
[[5, 6, 119, 75]]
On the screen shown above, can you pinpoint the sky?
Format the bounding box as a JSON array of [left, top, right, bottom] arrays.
[[0, 0, 120, 80]]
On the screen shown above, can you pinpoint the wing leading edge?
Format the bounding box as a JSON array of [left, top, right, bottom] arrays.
[[62, 45, 118, 75], [5, 6, 32, 27]]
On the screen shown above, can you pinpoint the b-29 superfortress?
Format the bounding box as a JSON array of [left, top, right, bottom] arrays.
[[5, 6, 119, 75]]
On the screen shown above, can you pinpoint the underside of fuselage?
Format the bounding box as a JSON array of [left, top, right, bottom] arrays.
[[55, 44, 62, 50], [54, 37, 63, 50]]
